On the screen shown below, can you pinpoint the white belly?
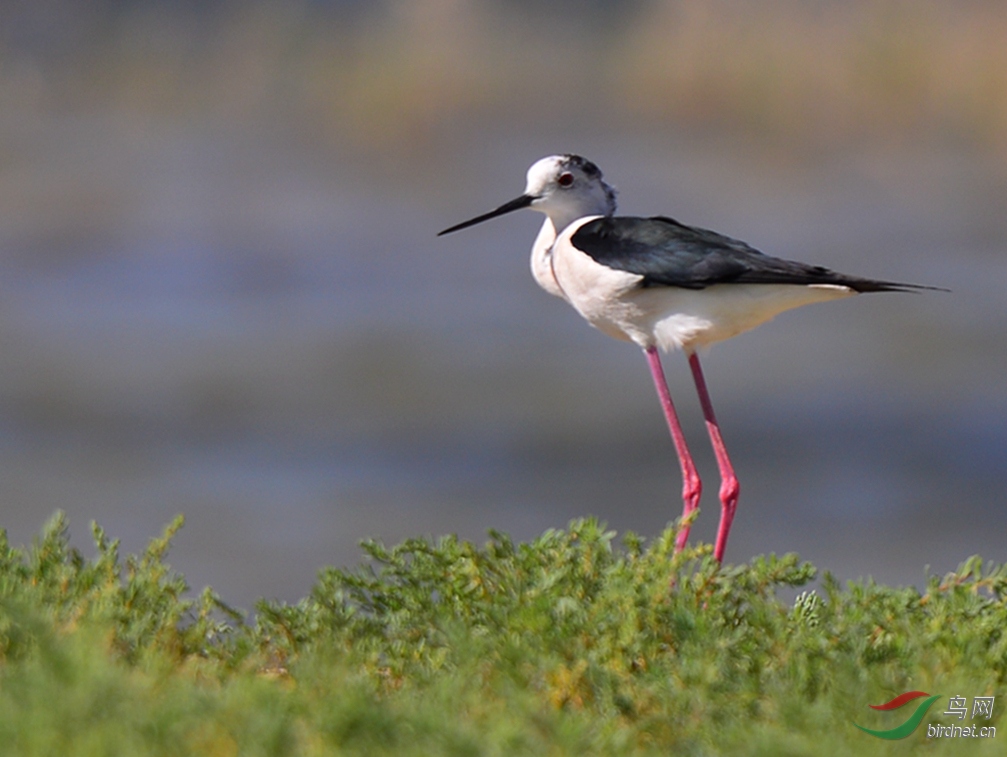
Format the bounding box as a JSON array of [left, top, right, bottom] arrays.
[[548, 220, 856, 352], [644, 282, 855, 351]]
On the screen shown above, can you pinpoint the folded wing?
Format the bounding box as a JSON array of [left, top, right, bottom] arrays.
[[571, 216, 939, 293]]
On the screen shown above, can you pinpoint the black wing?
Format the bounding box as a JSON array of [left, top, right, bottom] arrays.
[[571, 216, 938, 293]]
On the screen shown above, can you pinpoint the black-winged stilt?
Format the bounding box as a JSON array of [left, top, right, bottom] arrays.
[[438, 154, 941, 563]]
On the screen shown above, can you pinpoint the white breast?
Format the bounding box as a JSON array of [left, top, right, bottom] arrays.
[[548, 216, 650, 343]]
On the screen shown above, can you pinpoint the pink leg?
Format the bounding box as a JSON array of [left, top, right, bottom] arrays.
[[687, 352, 740, 563], [644, 346, 702, 553]]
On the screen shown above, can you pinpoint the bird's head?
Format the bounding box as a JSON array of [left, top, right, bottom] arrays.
[[438, 154, 618, 237]]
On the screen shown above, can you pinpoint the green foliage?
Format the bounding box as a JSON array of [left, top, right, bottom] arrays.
[[0, 512, 238, 667], [0, 513, 1004, 755]]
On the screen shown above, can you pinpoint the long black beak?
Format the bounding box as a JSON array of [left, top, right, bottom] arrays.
[[437, 194, 536, 236]]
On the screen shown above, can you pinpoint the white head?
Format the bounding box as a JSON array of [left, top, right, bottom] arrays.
[[438, 154, 618, 237]]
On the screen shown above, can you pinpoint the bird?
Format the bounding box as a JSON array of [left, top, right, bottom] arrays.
[[438, 154, 942, 563]]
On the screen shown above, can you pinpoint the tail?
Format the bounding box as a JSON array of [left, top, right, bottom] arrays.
[[845, 278, 949, 294]]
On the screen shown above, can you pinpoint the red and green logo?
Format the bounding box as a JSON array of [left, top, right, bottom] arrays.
[[854, 691, 942, 739]]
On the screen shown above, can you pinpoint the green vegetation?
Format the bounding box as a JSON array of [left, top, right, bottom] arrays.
[[0, 513, 1004, 755]]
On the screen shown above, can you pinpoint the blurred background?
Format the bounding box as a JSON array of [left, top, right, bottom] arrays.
[[0, 0, 1004, 610]]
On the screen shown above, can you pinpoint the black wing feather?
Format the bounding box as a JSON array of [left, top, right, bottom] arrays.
[[570, 216, 938, 293]]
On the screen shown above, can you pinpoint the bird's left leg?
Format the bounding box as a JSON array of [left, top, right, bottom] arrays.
[[687, 351, 740, 564]]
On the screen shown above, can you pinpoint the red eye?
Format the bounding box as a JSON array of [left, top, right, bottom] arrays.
[[557, 172, 574, 187]]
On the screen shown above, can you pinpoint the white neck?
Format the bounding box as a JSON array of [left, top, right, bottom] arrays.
[[530, 217, 566, 299], [543, 195, 614, 237]]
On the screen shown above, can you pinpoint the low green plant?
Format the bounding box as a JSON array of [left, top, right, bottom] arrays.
[[0, 513, 1003, 755]]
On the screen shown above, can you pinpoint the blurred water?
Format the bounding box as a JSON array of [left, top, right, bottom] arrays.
[[0, 114, 1004, 609]]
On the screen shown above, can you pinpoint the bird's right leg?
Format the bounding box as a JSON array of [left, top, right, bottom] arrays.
[[644, 346, 702, 552]]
